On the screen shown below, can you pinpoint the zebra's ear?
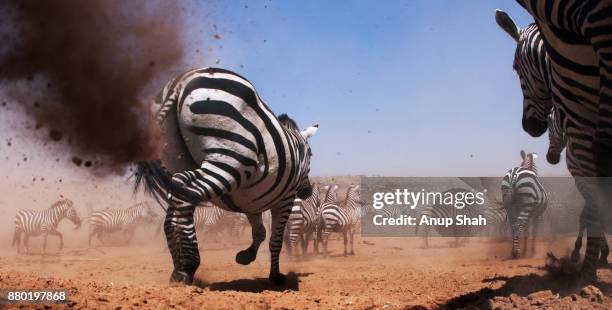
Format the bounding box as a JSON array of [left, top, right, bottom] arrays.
[[520, 149, 526, 159], [301, 123, 319, 139], [495, 9, 520, 42], [532, 153, 538, 159]]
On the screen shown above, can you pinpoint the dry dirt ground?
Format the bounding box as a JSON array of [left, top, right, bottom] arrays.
[[0, 235, 610, 309]]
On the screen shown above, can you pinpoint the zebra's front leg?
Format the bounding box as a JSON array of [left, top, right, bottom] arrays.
[[348, 226, 355, 255], [268, 205, 292, 284], [235, 213, 265, 265], [48, 230, 64, 251], [42, 232, 49, 254], [165, 199, 200, 285], [23, 235, 30, 254]]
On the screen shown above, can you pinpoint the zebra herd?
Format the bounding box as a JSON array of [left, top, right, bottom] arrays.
[[9, 1, 612, 286], [286, 183, 363, 258]]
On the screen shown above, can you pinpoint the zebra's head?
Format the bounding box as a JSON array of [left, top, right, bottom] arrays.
[[495, 10, 552, 138], [62, 200, 81, 229], [277, 114, 319, 200]]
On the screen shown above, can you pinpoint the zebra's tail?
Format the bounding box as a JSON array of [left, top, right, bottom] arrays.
[[132, 161, 202, 210], [12, 228, 21, 248]]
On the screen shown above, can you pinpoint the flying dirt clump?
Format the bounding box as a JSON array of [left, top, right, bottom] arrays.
[[0, 1, 185, 172]]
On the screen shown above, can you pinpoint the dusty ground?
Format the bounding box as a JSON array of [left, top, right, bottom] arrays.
[[0, 234, 610, 309]]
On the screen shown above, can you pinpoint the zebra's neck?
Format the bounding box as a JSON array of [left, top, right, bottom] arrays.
[[48, 200, 70, 227]]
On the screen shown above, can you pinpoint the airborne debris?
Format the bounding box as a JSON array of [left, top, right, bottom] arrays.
[[71, 156, 83, 166]]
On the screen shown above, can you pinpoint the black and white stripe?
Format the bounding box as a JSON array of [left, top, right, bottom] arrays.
[[320, 185, 361, 256], [496, 7, 610, 278], [88, 202, 157, 246], [12, 199, 81, 253], [501, 151, 548, 258], [286, 183, 328, 257], [134, 67, 318, 284]]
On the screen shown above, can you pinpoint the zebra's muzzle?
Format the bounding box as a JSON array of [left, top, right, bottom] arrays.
[[522, 117, 547, 137]]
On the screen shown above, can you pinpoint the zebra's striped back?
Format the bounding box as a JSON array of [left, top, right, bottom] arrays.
[[14, 199, 80, 235], [89, 202, 155, 233]]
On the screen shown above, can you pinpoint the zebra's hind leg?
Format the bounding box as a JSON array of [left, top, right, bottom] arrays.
[[165, 200, 200, 285], [268, 204, 292, 284], [236, 213, 265, 265], [342, 230, 348, 256], [599, 232, 609, 266]]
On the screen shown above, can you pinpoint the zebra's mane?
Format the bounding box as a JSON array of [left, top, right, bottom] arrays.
[[49, 199, 72, 210], [521, 155, 538, 174], [277, 114, 300, 131]]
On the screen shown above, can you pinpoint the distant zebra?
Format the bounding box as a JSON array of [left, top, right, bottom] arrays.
[[496, 8, 610, 278], [88, 202, 157, 246], [193, 202, 225, 233], [501, 151, 548, 258], [286, 183, 327, 257], [417, 188, 489, 248], [134, 67, 318, 284], [320, 184, 361, 256], [12, 199, 81, 254]]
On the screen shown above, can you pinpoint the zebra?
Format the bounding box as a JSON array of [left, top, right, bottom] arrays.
[[134, 67, 318, 285], [88, 201, 157, 247], [286, 183, 327, 257], [416, 188, 491, 248], [320, 184, 362, 256], [12, 199, 81, 254], [496, 8, 610, 279], [501, 150, 548, 259]]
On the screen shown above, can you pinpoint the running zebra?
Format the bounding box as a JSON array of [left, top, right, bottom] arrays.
[[496, 7, 610, 279], [501, 151, 548, 258], [88, 202, 157, 246], [286, 183, 328, 257], [12, 199, 81, 253], [134, 67, 318, 284], [320, 184, 362, 256]]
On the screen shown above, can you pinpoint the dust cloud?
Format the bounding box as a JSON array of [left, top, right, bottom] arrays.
[[0, 1, 184, 172]]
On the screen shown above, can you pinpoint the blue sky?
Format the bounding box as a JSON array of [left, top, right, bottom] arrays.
[[179, 1, 560, 176], [1, 1, 568, 180]]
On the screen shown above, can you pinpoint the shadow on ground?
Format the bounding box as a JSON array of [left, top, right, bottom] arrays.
[[440, 254, 612, 309], [193, 272, 312, 293]]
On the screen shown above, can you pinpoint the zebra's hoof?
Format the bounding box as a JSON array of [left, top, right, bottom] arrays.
[[546, 151, 560, 165], [598, 258, 609, 267], [269, 272, 286, 285], [235, 249, 256, 265], [169, 270, 194, 285], [348, 251, 355, 256]]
